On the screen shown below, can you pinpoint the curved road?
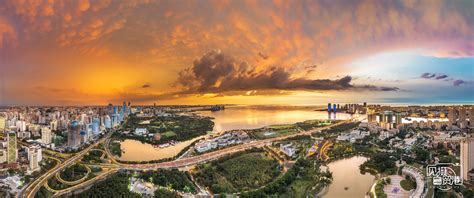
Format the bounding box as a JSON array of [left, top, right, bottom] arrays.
[[114, 119, 354, 170], [18, 132, 113, 198], [20, 117, 360, 197]]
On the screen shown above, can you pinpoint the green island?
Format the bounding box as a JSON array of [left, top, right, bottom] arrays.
[[117, 114, 214, 144], [194, 148, 280, 193]]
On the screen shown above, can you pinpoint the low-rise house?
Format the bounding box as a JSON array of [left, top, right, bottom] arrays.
[[134, 128, 148, 136], [280, 143, 298, 157]]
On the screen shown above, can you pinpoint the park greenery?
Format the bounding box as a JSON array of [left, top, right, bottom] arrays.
[[35, 187, 53, 198], [66, 171, 187, 198], [374, 179, 387, 198], [360, 153, 397, 175], [109, 141, 122, 157], [120, 114, 214, 144], [70, 173, 141, 198], [194, 148, 280, 193], [320, 121, 360, 134], [400, 175, 417, 191], [81, 150, 104, 163], [240, 158, 333, 197], [138, 169, 196, 193], [153, 189, 180, 198], [60, 164, 89, 182], [247, 120, 334, 139]]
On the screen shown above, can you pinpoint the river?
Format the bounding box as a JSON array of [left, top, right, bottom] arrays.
[[119, 105, 351, 161], [323, 156, 375, 198]]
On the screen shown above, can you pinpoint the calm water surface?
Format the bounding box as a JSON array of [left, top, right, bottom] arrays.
[[323, 156, 375, 198], [198, 105, 351, 132], [119, 105, 351, 161], [119, 138, 197, 161]]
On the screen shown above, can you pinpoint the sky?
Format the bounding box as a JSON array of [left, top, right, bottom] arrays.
[[0, 0, 473, 106]]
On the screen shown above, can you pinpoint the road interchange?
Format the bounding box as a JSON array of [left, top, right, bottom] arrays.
[[19, 117, 360, 197]]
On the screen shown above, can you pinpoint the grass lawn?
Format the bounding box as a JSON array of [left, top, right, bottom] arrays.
[[279, 180, 313, 197], [255, 128, 299, 139], [400, 179, 416, 191], [161, 131, 177, 137], [268, 124, 295, 129]]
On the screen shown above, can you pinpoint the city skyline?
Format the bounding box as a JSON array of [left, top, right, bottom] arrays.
[[1, 0, 473, 106]]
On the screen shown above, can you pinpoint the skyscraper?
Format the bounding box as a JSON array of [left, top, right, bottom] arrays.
[[459, 107, 467, 128], [448, 107, 456, 126], [41, 127, 52, 145], [327, 103, 332, 112], [7, 132, 17, 164], [460, 136, 474, 181], [104, 115, 112, 129], [27, 145, 42, 172], [92, 118, 100, 135], [67, 121, 82, 148]]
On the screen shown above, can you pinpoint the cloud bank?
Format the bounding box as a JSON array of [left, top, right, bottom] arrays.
[[176, 50, 398, 95]]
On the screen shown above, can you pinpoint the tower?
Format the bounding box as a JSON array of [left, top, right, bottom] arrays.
[[7, 132, 17, 163], [41, 127, 52, 145], [448, 107, 456, 126], [459, 107, 467, 128], [67, 121, 81, 148]]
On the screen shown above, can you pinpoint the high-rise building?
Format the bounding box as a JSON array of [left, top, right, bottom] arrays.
[[92, 118, 100, 135], [460, 136, 474, 181], [104, 115, 112, 129], [7, 132, 17, 164], [67, 121, 82, 148], [50, 120, 58, 131], [459, 107, 467, 128], [395, 112, 402, 125], [327, 103, 332, 112], [27, 145, 42, 162], [41, 127, 52, 145], [448, 107, 456, 126]]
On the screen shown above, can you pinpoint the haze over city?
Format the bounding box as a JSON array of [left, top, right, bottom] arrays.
[[0, 0, 473, 106]]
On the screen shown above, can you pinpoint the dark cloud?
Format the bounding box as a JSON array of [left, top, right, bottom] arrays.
[[258, 52, 269, 59], [304, 64, 318, 74], [176, 50, 398, 94], [420, 73, 436, 79], [142, 83, 151, 88], [435, 74, 448, 80], [305, 65, 318, 69], [453, 79, 465, 86]]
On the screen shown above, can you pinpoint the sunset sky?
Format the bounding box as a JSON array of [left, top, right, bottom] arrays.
[[0, 0, 473, 106]]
